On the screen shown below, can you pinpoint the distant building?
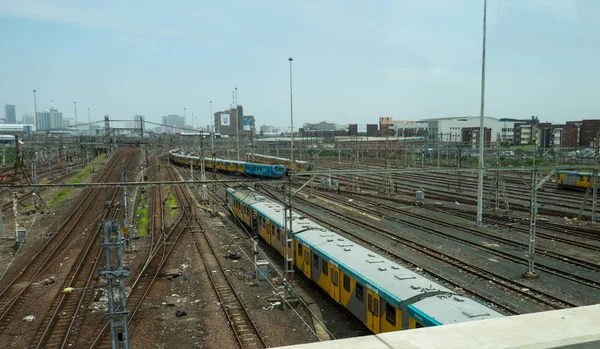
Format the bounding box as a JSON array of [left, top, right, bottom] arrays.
[[4, 105, 16, 124], [302, 121, 339, 132], [162, 114, 185, 133], [37, 108, 64, 130], [214, 105, 254, 137], [259, 125, 282, 135], [22, 114, 35, 126], [422, 116, 503, 143]]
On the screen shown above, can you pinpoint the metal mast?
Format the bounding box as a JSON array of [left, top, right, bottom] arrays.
[[476, 0, 488, 228], [289, 57, 295, 172]]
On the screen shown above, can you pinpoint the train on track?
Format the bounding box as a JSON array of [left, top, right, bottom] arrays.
[[556, 170, 596, 189], [246, 153, 312, 171], [226, 187, 504, 334], [169, 151, 286, 178]]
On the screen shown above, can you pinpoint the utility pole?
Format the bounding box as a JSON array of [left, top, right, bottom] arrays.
[[523, 168, 540, 279], [100, 220, 131, 349], [13, 192, 18, 240], [476, 0, 488, 228], [74, 101, 78, 132], [288, 57, 295, 172], [88, 108, 91, 133], [283, 176, 295, 296], [210, 101, 214, 156], [235, 87, 240, 160], [33, 90, 38, 133], [121, 164, 130, 248], [32, 151, 39, 209], [592, 132, 599, 222]]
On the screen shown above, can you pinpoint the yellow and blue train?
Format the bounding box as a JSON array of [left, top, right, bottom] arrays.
[[246, 153, 312, 172], [556, 170, 596, 189], [226, 187, 504, 334], [169, 151, 286, 178]]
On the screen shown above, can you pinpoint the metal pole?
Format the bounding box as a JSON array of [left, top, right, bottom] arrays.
[[13, 191, 18, 238], [210, 101, 214, 156], [74, 101, 77, 132], [592, 132, 599, 222], [476, 0, 487, 228], [289, 57, 295, 172], [524, 168, 539, 279], [235, 87, 240, 160], [88, 108, 91, 133], [33, 90, 38, 132]]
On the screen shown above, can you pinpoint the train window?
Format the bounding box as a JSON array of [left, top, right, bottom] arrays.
[[356, 284, 364, 302], [367, 294, 372, 312], [276, 229, 280, 240], [374, 298, 379, 316], [386, 304, 396, 326], [297, 242, 303, 257], [416, 322, 425, 328], [271, 226, 275, 235], [343, 275, 350, 292], [313, 254, 319, 268], [322, 261, 328, 276]]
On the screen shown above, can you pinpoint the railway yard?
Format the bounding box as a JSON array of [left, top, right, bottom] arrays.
[[0, 139, 599, 348]]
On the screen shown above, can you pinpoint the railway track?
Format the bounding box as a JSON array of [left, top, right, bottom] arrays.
[[321, 191, 600, 288], [86, 165, 191, 348], [0, 149, 129, 334], [316, 160, 594, 218], [174, 162, 269, 348], [192, 216, 267, 349], [28, 150, 137, 348]]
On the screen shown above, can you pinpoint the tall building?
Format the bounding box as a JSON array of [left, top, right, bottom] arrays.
[[4, 105, 16, 124], [37, 108, 64, 130], [162, 114, 185, 133]]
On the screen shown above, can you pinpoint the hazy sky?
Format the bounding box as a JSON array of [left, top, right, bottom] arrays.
[[1, 0, 598, 128]]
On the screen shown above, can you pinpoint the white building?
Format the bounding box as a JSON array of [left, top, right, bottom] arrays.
[[422, 116, 510, 143]]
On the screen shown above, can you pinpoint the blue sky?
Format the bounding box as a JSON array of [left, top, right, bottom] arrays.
[[0, 0, 598, 128]]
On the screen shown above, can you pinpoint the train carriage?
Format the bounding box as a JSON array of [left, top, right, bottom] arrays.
[[168, 151, 285, 178], [556, 170, 597, 189], [246, 153, 311, 171], [226, 188, 504, 334]]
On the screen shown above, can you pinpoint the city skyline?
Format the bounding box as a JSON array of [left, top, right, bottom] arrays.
[[1, 1, 599, 127]]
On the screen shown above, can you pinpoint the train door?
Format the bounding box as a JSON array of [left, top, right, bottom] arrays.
[[303, 245, 311, 277], [329, 264, 339, 302], [366, 289, 381, 333]]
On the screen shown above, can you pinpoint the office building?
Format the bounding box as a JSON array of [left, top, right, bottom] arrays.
[[4, 105, 16, 124]]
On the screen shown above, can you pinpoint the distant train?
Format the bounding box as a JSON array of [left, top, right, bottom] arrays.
[[556, 170, 596, 190], [227, 187, 504, 334], [246, 153, 312, 172], [169, 151, 286, 178]]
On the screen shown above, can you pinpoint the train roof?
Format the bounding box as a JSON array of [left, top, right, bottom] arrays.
[[557, 170, 593, 176], [248, 153, 309, 164], [171, 152, 264, 166], [408, 295, 503, 326], [228, 188, 503, 324]]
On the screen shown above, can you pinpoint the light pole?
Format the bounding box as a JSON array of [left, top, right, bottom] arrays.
[[88, 107, 91, 133], [210, 101, 214, 155], [184, 107, 187, 131], [476, 0, 487, 228], [33, 89, 38, 132], [235, 87, 240, 160], [74, 101, 78, 132], [289, 57, 295, 171]]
